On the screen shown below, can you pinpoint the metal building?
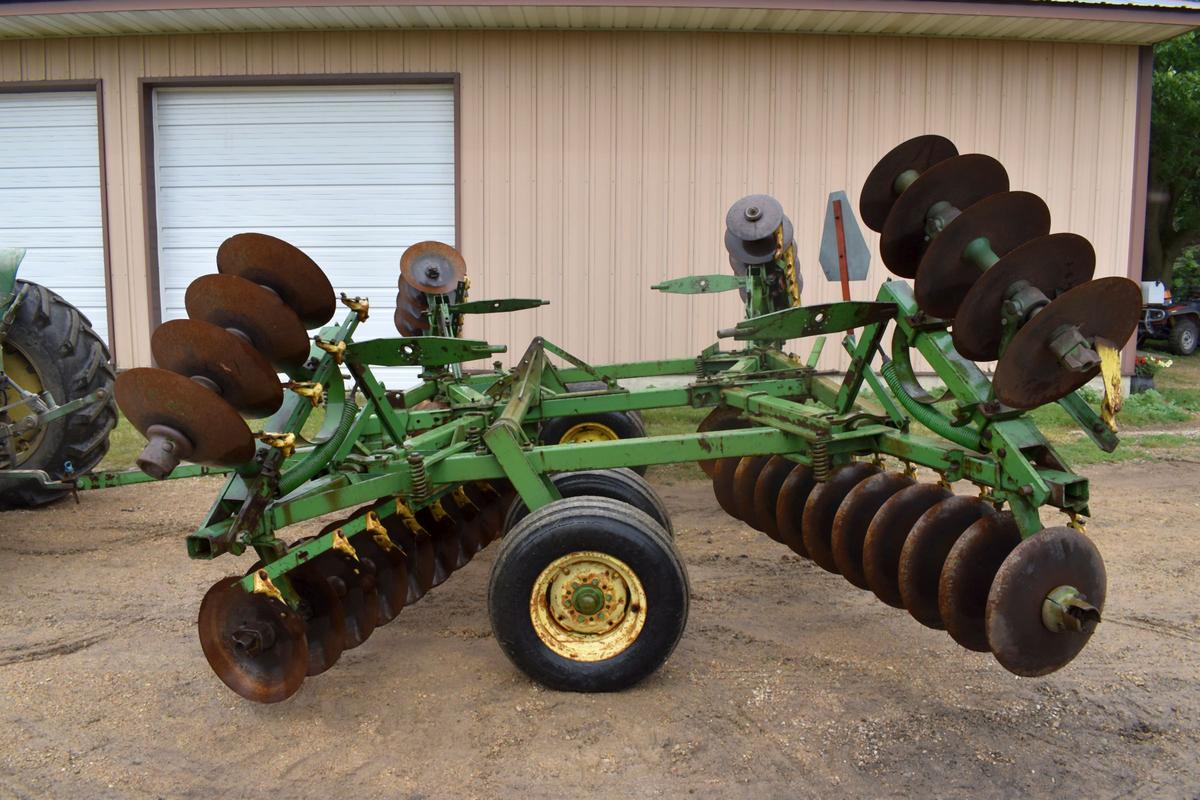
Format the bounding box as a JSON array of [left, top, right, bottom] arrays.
[[0, 1, 1197, 371]]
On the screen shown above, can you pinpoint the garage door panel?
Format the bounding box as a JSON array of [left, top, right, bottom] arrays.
[[157, 187, 454, 227], [0, 131, 104, 167], [0, 91, 107, 346], [154, 125, 454, 166], [157, 224, 456, 251], [0, 190, 108, 228], [0, 166, 107, 189], [157, 163, 454, 188], [157, 87, 454, 119], [154, 84, 455, 388]]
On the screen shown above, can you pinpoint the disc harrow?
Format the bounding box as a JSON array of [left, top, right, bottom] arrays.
[[119, 135, 1138, 704]]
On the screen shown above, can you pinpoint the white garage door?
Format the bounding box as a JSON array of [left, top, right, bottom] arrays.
[[0, 91, 107, 344], [152, 84, 455, 387]]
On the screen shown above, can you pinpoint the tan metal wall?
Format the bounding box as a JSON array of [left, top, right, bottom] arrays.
[[0, 31, 1140, 370]]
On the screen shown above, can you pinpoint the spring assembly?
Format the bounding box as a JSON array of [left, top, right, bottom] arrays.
[[407, 449, 429, 501], [810, 438, 831, 481], [466, 424, 485, 452]]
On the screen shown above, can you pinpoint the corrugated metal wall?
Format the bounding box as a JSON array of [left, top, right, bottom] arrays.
[[0, 31, 1140, 370]]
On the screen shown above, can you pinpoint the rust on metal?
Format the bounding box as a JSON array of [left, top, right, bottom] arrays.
[[801, 462, 881, 574], [217, 232, 336, 328], [184, 274, 310, 368]]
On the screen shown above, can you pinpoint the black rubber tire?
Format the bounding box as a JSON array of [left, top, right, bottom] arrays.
[[0, 280, 116, 509], [488, 496, 689, 692], [537, 408, 648, 476], [502, 468, 673, 537], [1169, 316, 1198, 356]]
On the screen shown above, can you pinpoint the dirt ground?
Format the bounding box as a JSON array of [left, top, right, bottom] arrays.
[[1, 462, 1198, 799]]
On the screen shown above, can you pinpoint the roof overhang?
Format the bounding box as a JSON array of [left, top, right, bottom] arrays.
[[0, 1, 1196, 44]]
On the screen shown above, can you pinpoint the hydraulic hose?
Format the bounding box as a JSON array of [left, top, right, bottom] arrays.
[[880, 358, 983, 452], [278, 396, 359, 495]]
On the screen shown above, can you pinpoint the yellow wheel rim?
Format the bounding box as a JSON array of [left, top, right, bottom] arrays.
[[558, 421, 619, 445], [529, 550, 647, 662], [0, 340, 47, 468]]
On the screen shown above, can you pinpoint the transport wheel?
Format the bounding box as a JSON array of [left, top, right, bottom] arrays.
[[0, 280, 116, 509], [488, 497, 689, 692], [503, 468, 673, 537], [537, 410, 648, 476]]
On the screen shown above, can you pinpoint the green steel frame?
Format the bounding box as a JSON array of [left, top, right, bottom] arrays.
[[147, 266, 1115, 611]]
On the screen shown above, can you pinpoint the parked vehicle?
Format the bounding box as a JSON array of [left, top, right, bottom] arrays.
[[1138, 281, 1200, 356]]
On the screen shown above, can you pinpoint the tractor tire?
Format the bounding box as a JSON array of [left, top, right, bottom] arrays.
[[1169, 317, 1198, 357], [0, 280, 117, 509]]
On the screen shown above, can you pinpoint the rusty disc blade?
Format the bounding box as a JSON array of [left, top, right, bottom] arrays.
[[775, 463, 816, 557], [830, 472, 915, 590], [899, 495, 995, 629], [725, 228, 776, 265], [473, 481, 514, 544], [382, 517, 438, 606], [939, 512, 1021, 652], [394, 280, 432, 337], [987, 526, 1106, 676], [217, 232, 335, 328], [401, 241, 466, 295], [151, 319, 282, 418], [115, 368, 255, 466], [914, 191, 1051, 320], [198, 576, 308, 703], [425, 503, 470, 575], [880, 154, 1009, 278], [725, 194, 785, 241], [732, 456, 773, 530], [185, 274, 311, 368], [349, 527, 408, 626], [287, 560, 348, 676], [712, 457, 743, 520], [305, 547, 379, 650], [724, 215, 794, 266], [859, 135, 959, 233], [697, 407, 753, 477], [752, 456, 795, 542], [801, 462, 881, 574], [993, 277, 1142, 409], [447, 485, 489, 558], [952, 233, 1096, 361], [862, 483, 953, 609]]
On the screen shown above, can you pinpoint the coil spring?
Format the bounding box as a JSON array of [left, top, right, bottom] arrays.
[[407, 450, 429, 501], [810, 439, 831, 482], [466, 425, 485, 452], [695, 355, 706, 380]]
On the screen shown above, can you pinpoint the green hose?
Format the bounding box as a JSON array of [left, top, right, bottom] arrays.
[[880, 359, 983, 451], [278, 397, 359, 495]]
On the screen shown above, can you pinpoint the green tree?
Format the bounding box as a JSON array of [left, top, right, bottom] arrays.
[[1144, 31, 1200, 288]]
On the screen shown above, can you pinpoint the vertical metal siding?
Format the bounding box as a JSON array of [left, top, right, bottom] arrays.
[[0, 31, 1140, 370]]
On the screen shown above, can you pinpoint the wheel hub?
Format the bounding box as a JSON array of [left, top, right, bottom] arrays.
[[0, 340, 47, 468], [558, 422, 619, 445], [530, 551, 646, 661]]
